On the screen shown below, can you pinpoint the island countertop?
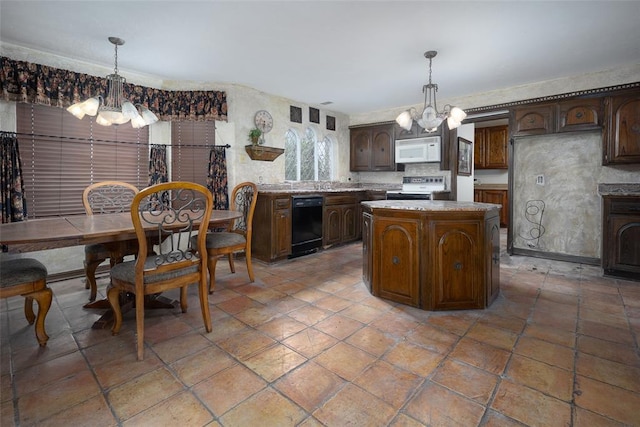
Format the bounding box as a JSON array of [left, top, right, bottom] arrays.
[[362, 200, 501, 212]]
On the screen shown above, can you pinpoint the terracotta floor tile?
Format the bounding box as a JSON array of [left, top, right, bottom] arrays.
[[292, 288, 331, 303], [107, 367, 183, 421], [193, 363, 266, 416], [384, 341, 443, 377], [215, 295, 262, 315], [577, 335, 640, 367], [388, 413, 428, 427], [346, 325, 397, 357], [580, 308, 629, 330], [574, 375, 640, 426], [233, 305, 281, 327], [141, 316, 194, 345], [313, 313, 365, 340], [1, 400, 14, 427], [574, 406, 628, 427], [405, 323, 459, 354], [315, 342, 376, 381], [122, 390, 213, 427], [404, 381, 485, 426], [274, 361, 345, 411], [313, 294, 353, 312], [505, 354, 573, 401], [313, 383, 396, 427], [523, 322, 576, 348], [482, 410, 525, 426], [170, 346, 236, 387], [37, 394, 116, 427], [578, 319, 635, 346], [0, 374, 11, 403], [11, 332, 79, 372], [425, 312, 478, 336], [477, 312, 527, 334], [466, 323, 518, 351], [491, 379, 571, 426], [243, 343, 307, 382], [287, 304, 332, 326], [150, 331, 211, 363], [14, 351, 88, 395], [338, 302, 386, 324], [220, 387, 307, 426], [215, 328, 276, 360], [354, 360, 423, 407], [370, 310, 421, 337], [514, 335, 575, 371], [530, 306, 578, 332], [256, 315, 307, 340], [270, 295, 309, 313], [18, 370, 101, 425], [577, 352, 640, 392], [93, 350, 164, 390], [282, 328, 338, 358], [449, 337, 511, 375], [204, 315, 249, 343], [431, 358, 499, 405]]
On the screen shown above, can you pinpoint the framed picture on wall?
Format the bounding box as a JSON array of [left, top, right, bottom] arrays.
[[457, 137, 472, 176]]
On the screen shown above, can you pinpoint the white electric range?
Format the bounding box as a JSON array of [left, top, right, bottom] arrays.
[[386, 176, 446, 200]]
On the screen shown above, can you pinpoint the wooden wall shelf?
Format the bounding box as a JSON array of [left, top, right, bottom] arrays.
[[245, 145, 284, 161]]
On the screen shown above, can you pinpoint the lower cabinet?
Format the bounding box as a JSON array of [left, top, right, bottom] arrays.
[[251, 193, 291, 262], [323, 194, 360, 247], [363, 204, 500, 311], [602, 195, 640, 279], [475, 188, 508, 228]]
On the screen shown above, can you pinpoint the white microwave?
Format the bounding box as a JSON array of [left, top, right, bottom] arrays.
[[395, 136, 441, 163]]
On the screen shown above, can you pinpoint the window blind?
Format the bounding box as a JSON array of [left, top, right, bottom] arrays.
[[171, 121, 216, 186], [16, 103, 149, 218]]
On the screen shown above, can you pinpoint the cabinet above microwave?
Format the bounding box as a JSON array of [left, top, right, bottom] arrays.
[[395, 136, 441, 163]]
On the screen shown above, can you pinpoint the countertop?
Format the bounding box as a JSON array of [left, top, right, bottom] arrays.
[[598, 183, 640, 197], [474, 183, 508, 190], [361, 200, 501, 212]]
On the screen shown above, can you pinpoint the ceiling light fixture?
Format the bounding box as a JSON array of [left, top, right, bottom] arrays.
[[396, 50, 466, 132], [67, 37, 158, 128]]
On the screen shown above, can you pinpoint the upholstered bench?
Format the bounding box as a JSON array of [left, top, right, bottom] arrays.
[[0, 258, 52, 346]]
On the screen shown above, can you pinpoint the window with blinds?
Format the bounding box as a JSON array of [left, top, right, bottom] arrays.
[[171, 121, 216, 186], [16, 103, 149, 218]]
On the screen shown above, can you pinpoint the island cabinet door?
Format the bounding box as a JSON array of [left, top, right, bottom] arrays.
[[428, 220, 482, 310], [486, 215, 501, 307], [372, 216, 421, 307], [362, 212, 373, 291]]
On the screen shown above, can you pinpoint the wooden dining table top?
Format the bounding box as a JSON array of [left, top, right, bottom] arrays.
[[0, 210, 242, 252]]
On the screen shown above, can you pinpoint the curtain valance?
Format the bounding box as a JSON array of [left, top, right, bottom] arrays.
[[0, 56, 227, 122]]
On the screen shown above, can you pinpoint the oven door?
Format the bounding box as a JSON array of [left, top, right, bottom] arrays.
[[386, 191, 432, 200]]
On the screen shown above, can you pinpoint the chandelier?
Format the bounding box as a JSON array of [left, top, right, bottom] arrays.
[[396, 50, 466, 132], [67, 37, 158, 128]]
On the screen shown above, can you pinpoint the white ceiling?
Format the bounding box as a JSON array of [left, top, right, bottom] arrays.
[[1, 1, 639, 115]]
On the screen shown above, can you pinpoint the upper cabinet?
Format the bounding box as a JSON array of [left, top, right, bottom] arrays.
[[393, 122, 440, 140], [511, 104, 555, 136], [603, 94, 640, 165], [350, 123, 397, 171], [474, 125, 508, 169], [512, 98, 603, 137], [558, 98, 602, 133]]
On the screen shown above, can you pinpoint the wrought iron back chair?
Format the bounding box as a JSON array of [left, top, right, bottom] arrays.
[[82, 181, 139, 302], [107, 181, 213, 361], [199, 182, 257, 293]]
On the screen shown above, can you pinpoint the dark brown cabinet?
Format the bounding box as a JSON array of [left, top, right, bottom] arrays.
[[393, 122, 439, 140], [558, 98, 602, 133], [512, 104, 555, 136], [474, 125, 509, 169], [475, 188, 508, 227], [323, 194, 359, 247], [602, 195, 640, 279], [252, 194, 291, 262], [363, 203, 500, 311], [603, 94, 640, 164], [350, 124, 395, 171]]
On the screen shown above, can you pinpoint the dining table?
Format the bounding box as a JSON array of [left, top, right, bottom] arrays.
[[0, 210, 242, 328]]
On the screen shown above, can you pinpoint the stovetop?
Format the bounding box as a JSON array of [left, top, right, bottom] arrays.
[[398, 175, 446, 194]]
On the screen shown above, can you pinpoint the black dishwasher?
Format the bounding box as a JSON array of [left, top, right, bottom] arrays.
[[290, 195, 323, 258]]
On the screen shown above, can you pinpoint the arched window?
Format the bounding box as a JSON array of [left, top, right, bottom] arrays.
[[284, 127, 334, 181]]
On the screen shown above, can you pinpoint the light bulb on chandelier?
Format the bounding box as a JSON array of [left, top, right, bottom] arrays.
[[67, 37, 158, 128], [396, 51, 466, 132]]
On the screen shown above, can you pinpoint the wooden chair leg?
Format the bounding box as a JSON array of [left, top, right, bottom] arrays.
[[107, 285, 123, 335], [227, 253, 235, 273], [84, 258, 103, 302], [24, 296, 35, 324], [198, 276, 212, 333], [207, 255, 220, 294], [29, 288, 52, 346], [245, 248, 255, 283], [179, 286, 188, 313], [135, 292, 145, 361]]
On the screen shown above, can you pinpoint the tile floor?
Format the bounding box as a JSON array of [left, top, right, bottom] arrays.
[[1, 234, 639, 426]]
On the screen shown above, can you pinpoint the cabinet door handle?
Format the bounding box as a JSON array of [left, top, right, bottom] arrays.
[[453, 262, 463, 270]]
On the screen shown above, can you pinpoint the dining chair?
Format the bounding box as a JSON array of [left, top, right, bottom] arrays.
[[0, 258, 52, 346], [107, 181, 213, 361], [198, 181, 257, 294], [82, 181, 139, 302]]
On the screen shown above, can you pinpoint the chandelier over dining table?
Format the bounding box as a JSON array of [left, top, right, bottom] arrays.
[[396, 50, 466, 132], [67, 37, 159, 128]]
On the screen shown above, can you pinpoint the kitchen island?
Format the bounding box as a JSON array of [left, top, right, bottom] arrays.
[[362, 200, 501, 311]]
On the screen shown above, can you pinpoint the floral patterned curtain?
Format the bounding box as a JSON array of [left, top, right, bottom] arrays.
[[0, 57, 227, 122], [148, 144, 169, 208], [207, 146, 229, 210], [1, 132, 26, 223]]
